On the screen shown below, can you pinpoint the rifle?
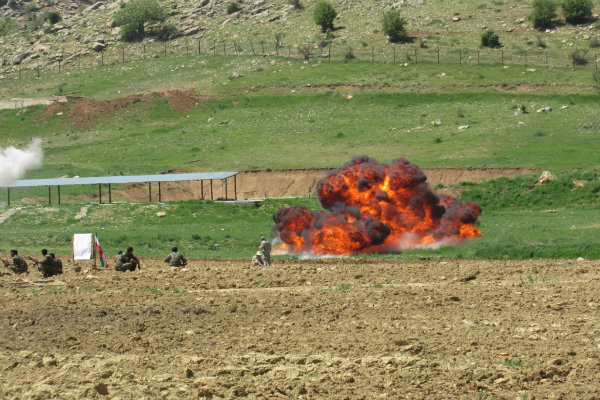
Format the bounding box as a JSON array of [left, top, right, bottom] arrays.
[[1, 259, 10, 268], [25, 256, 40, 267]]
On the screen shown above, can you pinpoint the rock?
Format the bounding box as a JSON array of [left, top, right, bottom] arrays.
[[577, 257, 585, 261], [12, 52, 31, 65], [94, 382, 109, 396], [537, 171, 557, 184], [515, 18, 525, 23], [84, 2, 105, 13], [561, 105, 568, 110], [452, 16, 460, 22], [92, 42, 106, 52], [231, 71, 242, 79], [458, 125, 469, 130], [431, 119, 442, 125], [34, 44, 50, 53], [42, 356, 57, 367], [156, 211, 166, 217], [536, 106, 552, 113], [572, 180, 587, 188]]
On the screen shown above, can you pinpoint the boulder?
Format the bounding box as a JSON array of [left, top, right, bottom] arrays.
[[537, 171, 557, 184], [92, 42, 106, 52], [11, 52, 31, 65], [536, 107, 552, 113]]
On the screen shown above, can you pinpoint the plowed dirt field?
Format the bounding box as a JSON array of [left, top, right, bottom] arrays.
[[1, 258, 599, 399]]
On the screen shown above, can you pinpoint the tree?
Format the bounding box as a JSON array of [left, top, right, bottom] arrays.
[[113, 0, 167, 42], [562, 0, 593, 24], [314, 1, 336, 32], [530, 0, 557, 30], [382, 10, 408, 43]]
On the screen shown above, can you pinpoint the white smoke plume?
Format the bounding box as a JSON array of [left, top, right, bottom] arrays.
[[0, 138, 43, 185]]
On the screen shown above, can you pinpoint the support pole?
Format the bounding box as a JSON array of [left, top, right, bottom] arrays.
[[158, 181, 162, 202], [148, 182, 152, 202], [234, 174, 237, 200], [58, 185, 61, 205], [48, 186, 51, 205], [225, 178, 228, 200], [201, 180, 204, 200], [210, 180, 213, 200], [109, 184, 112, 204], [7, 188, 10, 206], [98, 184, 102, 204]]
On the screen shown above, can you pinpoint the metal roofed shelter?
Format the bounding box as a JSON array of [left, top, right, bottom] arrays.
[[1, 172, 239, 205]]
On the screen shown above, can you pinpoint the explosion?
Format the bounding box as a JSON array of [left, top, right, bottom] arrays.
[[273, 156, 481, 256]]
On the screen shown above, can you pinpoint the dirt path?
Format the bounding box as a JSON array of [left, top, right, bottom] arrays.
[[1, 257, 598, 399]]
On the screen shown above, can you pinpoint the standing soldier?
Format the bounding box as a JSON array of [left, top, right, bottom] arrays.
[[164, 246, 187, 267], [259, 236, 272, 266], [2, 250, 28, 274]]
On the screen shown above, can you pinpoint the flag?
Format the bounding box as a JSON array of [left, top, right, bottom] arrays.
[[95, 233, 109, 268]]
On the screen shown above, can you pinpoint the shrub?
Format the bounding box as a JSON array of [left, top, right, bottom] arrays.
[[0, 16, 18, 36], [297, 44, 313, 60], [226, 1, 241, 14], [24, 1, 38, 13], [562, 0, 593, 24], [0, 0, 7, 7], [536, 35, 547, 48], [382, 10, 408, 43], [314, 1, 336, 32], [530, 0, 557, 29], [120, 23, 140, 42], [113, 0, 167, 41], [288, 0, 302, 9], [45, 11, 61, 24], [570, 49, 588, 65], [155, 23, 179, 40], [344, 46, 355, 60], [589, 38, 600, 48], [593, 70, 600, 85], [481, 31, 501, 48]]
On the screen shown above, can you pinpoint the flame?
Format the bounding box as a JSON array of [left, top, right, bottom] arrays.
[[273, 156, 481, 256]]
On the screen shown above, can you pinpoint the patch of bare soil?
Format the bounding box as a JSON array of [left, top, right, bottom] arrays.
[[0, 258, 598, 398], [111, 168, 537, 203], [43, 89, 211, 128]]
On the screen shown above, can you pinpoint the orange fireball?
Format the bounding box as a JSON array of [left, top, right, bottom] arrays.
[[273, 156, 481, 255]]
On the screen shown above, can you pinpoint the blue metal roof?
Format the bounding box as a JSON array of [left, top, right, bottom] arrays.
[[1, 172, 239, 188]]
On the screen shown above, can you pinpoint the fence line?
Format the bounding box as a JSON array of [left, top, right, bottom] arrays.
[[1, 37, 598, 84]]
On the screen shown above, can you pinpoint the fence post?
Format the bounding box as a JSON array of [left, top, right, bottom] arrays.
[[288, 45, 291, 58], [122, 48, 125, 63], [101, 49, 104, 66], [198, 40, 201, 54], [223, 40, 226, 56], [477, 50, 480, 65], [372, 48, 374, 63], [186, 40, 189, 54], [58, 59, 61, 74], [214, 41, 216, 55], [546, 51, 548, 68], [501, 50, 504, 65], [328, 44, 331, 62], [19, 68, 21, 80], [261, 41, 265, 55], [393, 46, 396, 63], [250, 39, 255, 55], [276, 42, 279, 57], [234, 41, 238, 55], [595, 54, 598, 69], [37, 65, 40, 77], [414, 49, 417, 64], [78, 54, 81, 70], [437, 48, 440, 64], [524, 51, 527, 67], [143, 43, 146, 54], [164, 41, 167, 57], [459, 49, 461, 65]]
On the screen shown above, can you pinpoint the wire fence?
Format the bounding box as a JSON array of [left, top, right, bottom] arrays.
[[1, 37, 599, 85]]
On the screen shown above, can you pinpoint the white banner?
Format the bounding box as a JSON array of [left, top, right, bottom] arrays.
[[73, 233, 93, 260]]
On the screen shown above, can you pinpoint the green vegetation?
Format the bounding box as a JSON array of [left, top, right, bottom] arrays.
[[561, 0, 593, 24], [530, 0, 557, 29], [314, 1, 337, 32], [481, 31, 501, 48], [226, 1, 242, 14], [113, 0, 167, 42], [45, 11, 61, 25], [0, 16, 18, 36], [381, 10, 408, 43]]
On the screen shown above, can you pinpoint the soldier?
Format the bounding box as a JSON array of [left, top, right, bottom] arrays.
[[2, 250, 28, 274], [114, 247, 140, 272], [39, 249, 57, 278], [259, 236, 272, 266], [164, 246, 187, 267], [50, 253, 63, 275], [251, 251, 263, 266]]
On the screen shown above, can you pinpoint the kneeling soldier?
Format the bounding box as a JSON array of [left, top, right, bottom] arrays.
[[164, 247, 187, 267]]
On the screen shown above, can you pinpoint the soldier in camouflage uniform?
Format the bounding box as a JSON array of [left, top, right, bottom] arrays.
[[39, 249, 58, 278], [164, 247, 187, 267], [259, 236, 272, 266], [50, 253, 63, 275], [3, 250, 28, 274], [114, 247, 139, 272]]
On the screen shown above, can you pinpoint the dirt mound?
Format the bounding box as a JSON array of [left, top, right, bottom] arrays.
[[0, 257, 597, 398], [43, 89, 211, 128]]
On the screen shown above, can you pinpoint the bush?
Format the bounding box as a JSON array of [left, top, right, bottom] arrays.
[[297, 45, 313, 60], [590, 38, 600, 48], [0, 0, 7, 7], [344, 46, 355, 60], [570, 49, 588, 65], [481, 31, 501, 48], [45, 11, 61, 24], [314, 1, 336, 32], [24, 1, 38, 13], [0, 16, 18, 36], [113, 0, 167, 41], [562, 0, 593, 24], [226, 1, 241, 14], [530, 0, 557, 29], [381, 10, 408, 43], [288, 0, 302, 9], [154, 22, 179, 40], [593, 70, 600, 85], [120, 23, 140, 42]]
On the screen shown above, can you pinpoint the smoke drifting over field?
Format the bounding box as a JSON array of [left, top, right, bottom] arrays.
[[0, 139, 43, 185], [274, 156, 481, 256]]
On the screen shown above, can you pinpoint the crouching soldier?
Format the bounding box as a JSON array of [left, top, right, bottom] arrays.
[[251, 251, 263, 266], [114, 247, 139, 272], [50, 253, 63, 275], [164, 247, 187, 268], [2, 250, 28, 274], [39, 249, 58, 278]]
